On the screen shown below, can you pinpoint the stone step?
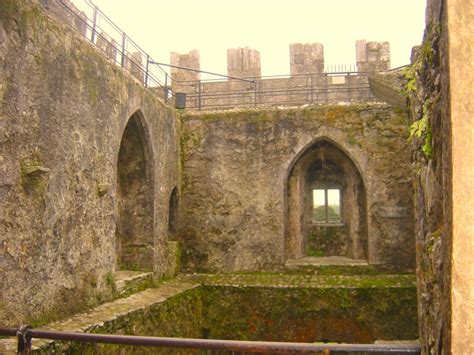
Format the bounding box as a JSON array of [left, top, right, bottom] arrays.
[[114, 270, 154, 297], [186, 273, 416, 289], [284, 256, 379, 275]]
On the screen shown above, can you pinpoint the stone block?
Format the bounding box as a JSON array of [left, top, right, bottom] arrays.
[[170, 49, 200, 81], [356, 40, 391, 73], [290, 43, 324, 75], [227, 47, 261, 79], [129, 51, 143, 83], [170, 50, 200, 93]]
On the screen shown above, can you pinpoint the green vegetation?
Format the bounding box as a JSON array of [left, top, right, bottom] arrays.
[[201, 283, 417, 343], [409, 99, 433, 158], [404, 23, 440, 160], [313, 205, 340, 222]]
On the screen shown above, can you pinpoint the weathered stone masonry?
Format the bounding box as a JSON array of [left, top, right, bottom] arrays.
[[0, 0, 179, 325], [180, 105, 415, 272], [0, 0, 416, 334]]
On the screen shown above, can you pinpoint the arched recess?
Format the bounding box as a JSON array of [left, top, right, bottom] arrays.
[[116, 111, 155, 271], [286, 139, 368, 261], [168, 186, 179, 239]]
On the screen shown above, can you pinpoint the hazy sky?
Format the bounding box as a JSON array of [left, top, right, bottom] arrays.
[[73, 0, 427, 77]]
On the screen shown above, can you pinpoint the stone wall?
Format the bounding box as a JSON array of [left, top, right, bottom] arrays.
[[202, 284, 417, 343], [356, 40, 391, 73], [290, 43, 324, 75], [180, 105, 414, 272], [407, 0, 452, 352], [0, 0, 179, 325], [448, 0, 474, 351], [411, 0, 474, 352], [36, 0, 87, 37], [227, 47, 261, 79]]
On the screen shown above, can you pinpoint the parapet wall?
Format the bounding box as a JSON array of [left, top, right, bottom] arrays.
[[34, 0, 156, 90], [171, 42, 391, 110], [172, 41, 391, 80]]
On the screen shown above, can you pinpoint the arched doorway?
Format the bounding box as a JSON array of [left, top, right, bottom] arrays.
[[116, 112, 154, 271], [286, 139, 367, 261]]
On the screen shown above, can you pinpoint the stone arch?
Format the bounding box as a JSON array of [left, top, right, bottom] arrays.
[[115, 110, 155, 271], [285, 138, 368, 261], [168, 186, 179, 239]]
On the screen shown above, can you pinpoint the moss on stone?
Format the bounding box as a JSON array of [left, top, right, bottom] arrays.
[[201, 283, 417, 343], [20, 156, 49, 195]]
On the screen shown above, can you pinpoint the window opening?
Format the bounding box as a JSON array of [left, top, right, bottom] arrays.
[[313, 188, 341, 223]]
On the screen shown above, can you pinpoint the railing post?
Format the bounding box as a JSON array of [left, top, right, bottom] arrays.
[[198, 80, 202, 110], [120, 32, 126, 68], [347, 72, 351, 102], [253, 80, 257, 108], [144, 55, 150, 88], [325, 73, 329, 103], [91, 6, 98, 44], [164, 73, 168, 103], [17, 325, 32, 355]]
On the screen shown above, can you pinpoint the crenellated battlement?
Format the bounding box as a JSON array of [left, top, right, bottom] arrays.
[[170, 41, 391, 110], [171, 41, 391, 81]]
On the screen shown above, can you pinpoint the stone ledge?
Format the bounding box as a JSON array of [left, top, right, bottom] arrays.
[[184, 273, 416, 289], [114, 270, 154, 297], [0, 278, 199, 354]]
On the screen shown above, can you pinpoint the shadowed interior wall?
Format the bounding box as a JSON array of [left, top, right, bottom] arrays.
[[116, 114, 154, 271], [287, 140, 367, 259]]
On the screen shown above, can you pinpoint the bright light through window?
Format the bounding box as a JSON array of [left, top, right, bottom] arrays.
[[313, 188, 341, 223]]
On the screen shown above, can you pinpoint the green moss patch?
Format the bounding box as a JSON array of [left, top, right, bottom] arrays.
[[202, 285, 417, 344]]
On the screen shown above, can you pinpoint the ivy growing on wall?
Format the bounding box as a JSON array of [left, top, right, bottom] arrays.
[[404, 23, 440, 160]]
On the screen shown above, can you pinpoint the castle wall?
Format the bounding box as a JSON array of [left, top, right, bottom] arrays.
[[0, 0, 179, 325], [408, 0, 452, 352], [411, 0, 474, 352], [170, 43, 386, 110], [180, 105, 415, 272], [449, 0, 474, 347]]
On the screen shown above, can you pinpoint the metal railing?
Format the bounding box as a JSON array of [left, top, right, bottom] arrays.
[[40, 1, 406, 111], [174, 71, 375, 110], [1, 326, 421, 354], [44, 0, 173, 102]]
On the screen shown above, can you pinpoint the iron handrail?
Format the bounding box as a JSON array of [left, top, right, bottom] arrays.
[[1, 326, 421, 354], [151, 62, 256, 83], [54, 0, 172, 100], [173, 70, 373, 84]]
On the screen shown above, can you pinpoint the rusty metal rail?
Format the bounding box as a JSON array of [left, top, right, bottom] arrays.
[[1, 326, 420, 354]]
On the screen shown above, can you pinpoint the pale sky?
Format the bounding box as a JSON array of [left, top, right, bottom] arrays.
[[72, 0, 427, 78]]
